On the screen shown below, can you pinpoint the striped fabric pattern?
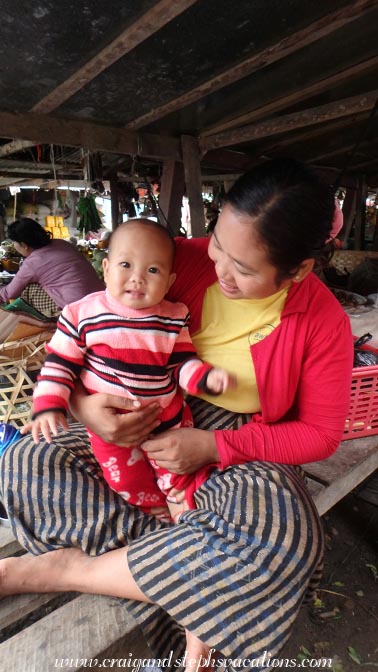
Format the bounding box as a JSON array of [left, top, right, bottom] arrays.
[[0, 423, 166, 556], [0, 401, 324, 666], [33, 292, 211, 418]]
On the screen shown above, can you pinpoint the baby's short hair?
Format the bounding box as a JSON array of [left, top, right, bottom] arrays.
[[107, 218, 175, 266]]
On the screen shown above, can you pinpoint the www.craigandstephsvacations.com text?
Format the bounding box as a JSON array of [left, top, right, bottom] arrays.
[[54, 649, 334, 669]]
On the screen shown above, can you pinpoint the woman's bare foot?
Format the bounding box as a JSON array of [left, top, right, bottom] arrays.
[[0, 547, 90, 596], [0, 545, 150, 603], [185, 629, 216, 672]]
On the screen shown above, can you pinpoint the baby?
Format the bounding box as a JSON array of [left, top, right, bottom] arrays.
[[28, 219, 235, 521]]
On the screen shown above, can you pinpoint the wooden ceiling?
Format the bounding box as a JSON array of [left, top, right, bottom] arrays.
[[0, 0, 377, 188]]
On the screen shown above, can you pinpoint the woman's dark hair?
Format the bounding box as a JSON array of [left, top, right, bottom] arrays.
[[224, 158, 335, 282], [7, 218, 52, 249]]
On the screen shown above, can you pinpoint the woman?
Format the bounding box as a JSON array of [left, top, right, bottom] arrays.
[[0, 159, 353, 667], [0, 218, 104, 316]]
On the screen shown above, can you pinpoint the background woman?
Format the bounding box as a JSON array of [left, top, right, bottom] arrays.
[[0, 159, 353, 666], [0, 218, 104, 316]]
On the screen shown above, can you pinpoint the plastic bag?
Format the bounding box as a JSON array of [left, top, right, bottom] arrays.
[[353, 333, 378, 367], [0, 422, 22, 457]]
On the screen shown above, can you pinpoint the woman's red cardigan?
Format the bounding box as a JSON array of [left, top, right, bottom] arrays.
[[168, 237, 353, 469]]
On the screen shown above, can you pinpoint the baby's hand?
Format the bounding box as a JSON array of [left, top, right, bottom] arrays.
[[27, 412, 69, 444], [205, 368, 237, 395]]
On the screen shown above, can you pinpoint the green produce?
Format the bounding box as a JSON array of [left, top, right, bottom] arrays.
[[77, 195, 102, 235]]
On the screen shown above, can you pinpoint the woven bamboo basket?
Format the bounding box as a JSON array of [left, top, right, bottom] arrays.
[[330, 250, 378, 274], [0, 329, 53, 426], [0, 330, 53, 372], [0, 363, 36, 427]]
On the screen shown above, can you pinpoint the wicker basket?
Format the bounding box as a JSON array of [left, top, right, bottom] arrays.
[[330, 250, 378, 274], [0, 363, 36, 427], [0, 330, 52, 372], [0, 329, 53, 426]]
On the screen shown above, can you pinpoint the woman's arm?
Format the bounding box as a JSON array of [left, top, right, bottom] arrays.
[[70, 381, 163, 447], [143, 309, 354, 473], [0, 257, 37, 303], [216, 312, 354, 468]]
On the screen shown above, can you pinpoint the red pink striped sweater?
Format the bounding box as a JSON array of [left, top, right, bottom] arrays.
[[33, 289, 213, 429]]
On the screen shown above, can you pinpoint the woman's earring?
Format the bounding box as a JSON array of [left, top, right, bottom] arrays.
[[295, 275, 300, 281]]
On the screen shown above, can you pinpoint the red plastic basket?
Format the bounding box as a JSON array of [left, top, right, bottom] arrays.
[[344, 342, 378, 439]]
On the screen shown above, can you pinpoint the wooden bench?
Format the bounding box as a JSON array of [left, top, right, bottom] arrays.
[[1, 433, 377, 670]]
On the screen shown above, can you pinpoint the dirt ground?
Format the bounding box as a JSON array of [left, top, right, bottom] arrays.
[[278, 484, 378, 672]]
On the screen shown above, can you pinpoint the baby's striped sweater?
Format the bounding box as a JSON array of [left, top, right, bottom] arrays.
[[33, 289, 212, 428]]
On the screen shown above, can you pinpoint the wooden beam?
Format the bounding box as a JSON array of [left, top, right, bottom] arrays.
[[181, 135, 206, 238], [159, 159, 185, 235], [201, 90, 378, 151], [0, 110, 181, 161], [0, 177, 92, 189], [0, 139, 35, 158], [0, 0, 199, 158], [31, 0, 199, 115], [304, 133, 378, 164], [307, 143, 361, 164], [347, 156, 378, 171], [257, 114, 369, 157], [202, 55, 378, 137], [0, 177, 26, 188], [202, 173, 243, 182], [201, 149, 254, 172], [0, 158, 66, 172], [126, 0, 378, 130]]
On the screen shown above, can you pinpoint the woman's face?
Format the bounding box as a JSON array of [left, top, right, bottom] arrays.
[[12, 241, 29, 257], [208, 203, 292, 300]]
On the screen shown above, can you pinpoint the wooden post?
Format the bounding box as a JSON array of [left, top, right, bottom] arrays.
[[372, 207, 378, 251], [158, 159, 185, 236], [223, 179, 236, 194], [181, 135, 206, 238], [109, 175, 120, 230], [354, 177, 368, 250], [340, 185, 357, 246]]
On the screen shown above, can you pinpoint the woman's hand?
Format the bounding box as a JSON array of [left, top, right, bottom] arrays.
[[70, 383, 162, 446], [141, 427, 219, 474]]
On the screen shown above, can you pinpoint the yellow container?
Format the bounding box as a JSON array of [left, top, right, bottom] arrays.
[[60, 227, 69, 237], [55, 216, 64, 227], [45, 215, 55, 227], [53, 227, 61, 238]]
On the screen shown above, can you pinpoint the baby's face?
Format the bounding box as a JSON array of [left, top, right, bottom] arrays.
[[103, 224, 175, 309]]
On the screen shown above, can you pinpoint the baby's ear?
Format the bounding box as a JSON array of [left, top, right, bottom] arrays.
[[102, 257, 109, 282], [167, 272, 176, 289]]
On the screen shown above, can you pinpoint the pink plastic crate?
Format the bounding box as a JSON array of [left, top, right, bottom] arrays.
[[344, 342, 378, 439]]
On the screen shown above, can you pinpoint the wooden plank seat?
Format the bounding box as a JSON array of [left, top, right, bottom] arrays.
[[304, 435, 378, 515], [0, 434, 377, 670], [0, 528, 149, 670]]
